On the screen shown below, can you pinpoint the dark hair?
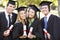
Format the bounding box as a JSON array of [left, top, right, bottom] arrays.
[[7, 3, 10, 6], [34, 11, 37, 19], [7, 1, 15, 6], [48, 5, 50, 11]]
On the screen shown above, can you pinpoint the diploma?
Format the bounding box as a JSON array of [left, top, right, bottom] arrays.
[[43, 28, 49, 35], [28, 27, 33, 37], [3, 25, 14, 37], [8, 25, 13, 31], [23, 25, 27, 36], [43, 28, 50, 39]]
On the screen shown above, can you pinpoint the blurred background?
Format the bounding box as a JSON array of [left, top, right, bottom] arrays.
[[0, 0, 58, 19]]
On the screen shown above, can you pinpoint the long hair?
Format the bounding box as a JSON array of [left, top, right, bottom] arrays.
[[16, 11, 27, 25], [28, 8, 38, 19]]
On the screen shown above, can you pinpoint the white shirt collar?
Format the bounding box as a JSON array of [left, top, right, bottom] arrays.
[[5, 10, 12, 17], [44, 13, 51, 21]]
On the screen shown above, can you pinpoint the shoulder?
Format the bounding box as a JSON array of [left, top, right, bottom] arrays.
[[0, 12, 5, 15], [50, 14, 59, 18], [50, 14, 60, 23], [34, 18, 41, 24], [12, 12, 17, 16], [36, 18, 40, 22], [0, 12, 5, 17], [50, 14, 60, 20], [14, 22, 23, 28], [12, 13, 17, 19]]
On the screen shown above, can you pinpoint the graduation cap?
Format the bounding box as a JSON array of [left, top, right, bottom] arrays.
[[39, 1, 52, 6], [7, 1, 16, 5], [16, 6, 27, 12], [28, 5, 40, 12]]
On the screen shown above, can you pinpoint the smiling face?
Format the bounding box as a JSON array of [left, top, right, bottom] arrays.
[[19, 10, 26, 20], [6, 4, 16, 14], [41, 5, 49, 16], [28, 8, 35, 19]]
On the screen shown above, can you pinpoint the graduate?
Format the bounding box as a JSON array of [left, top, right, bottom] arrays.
[[39, 1, 60, 40], [27, 5, 44, 40], [0, 1, 17, 40], [12, 6, 28, 40]]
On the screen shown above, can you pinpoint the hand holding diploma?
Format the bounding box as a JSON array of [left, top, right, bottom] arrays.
[[43, 28, 51, 40], [23, 25, 27, 36], [8, 25, 13, 31], [19, 25, 27, 38], [3, 25, 13, 37], [28, 27, 36, 39]]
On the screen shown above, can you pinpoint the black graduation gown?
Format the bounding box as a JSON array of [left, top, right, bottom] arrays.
[[40, 14, 60, 40], [12, 22, 28, 40], [0, 12, 17, 40], [27, 18, 44, 40]]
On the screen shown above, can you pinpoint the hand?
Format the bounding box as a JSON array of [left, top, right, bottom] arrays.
[[28, 34, 36, 39], [3, 30, 10, 37], [47, 33, 51, 40], [19, 35, 27, 38], [43, 29, 51, 40]]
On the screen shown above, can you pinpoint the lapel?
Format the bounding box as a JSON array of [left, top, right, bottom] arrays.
[[2, 12, 8, 27], [12, 13, 17, 24], [47, 15, 53, 31], [41, 18, 45, 28], [47, 15, 51, 28], [29, 19, 35, 28], [29, 19, 38, 31], [11, 13, 15, 24], [42, 18, 44, 28]]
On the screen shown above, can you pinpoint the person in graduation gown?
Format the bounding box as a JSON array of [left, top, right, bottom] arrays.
[[39, 1, 60, 40], [0, 1, 17, 40], [27, 5, 44, 40], [12, 6, 28, 40]]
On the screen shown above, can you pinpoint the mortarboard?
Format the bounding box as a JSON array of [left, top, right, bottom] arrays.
[[39, 1, 52, 6], [28, 5, 40, 12], [8, 1, 16, 5], [16, 6, 27, 12]]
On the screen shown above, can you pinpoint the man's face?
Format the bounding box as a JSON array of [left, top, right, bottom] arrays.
[[6, 4, 15, 14], [41, 5, 49, 15]]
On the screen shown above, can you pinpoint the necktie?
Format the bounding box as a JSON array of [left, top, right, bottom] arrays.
[[44, 17, 47, 29], [44, 17, 48, 40], [8, 15, 11, 27]]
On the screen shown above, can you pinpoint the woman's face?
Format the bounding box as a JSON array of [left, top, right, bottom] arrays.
[[19, 11, 26, 20], [28, 8, 35, 19]]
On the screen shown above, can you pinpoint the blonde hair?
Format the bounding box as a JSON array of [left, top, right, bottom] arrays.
[[15, 12, 21, 23]]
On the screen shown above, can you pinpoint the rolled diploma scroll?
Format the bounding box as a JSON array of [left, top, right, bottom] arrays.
[[28, 27, 33, 37], [23, 25, 27, 36], [43, 28, 50, 37], [8, 25, 13, 30], [7, 25, 13, 34]]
